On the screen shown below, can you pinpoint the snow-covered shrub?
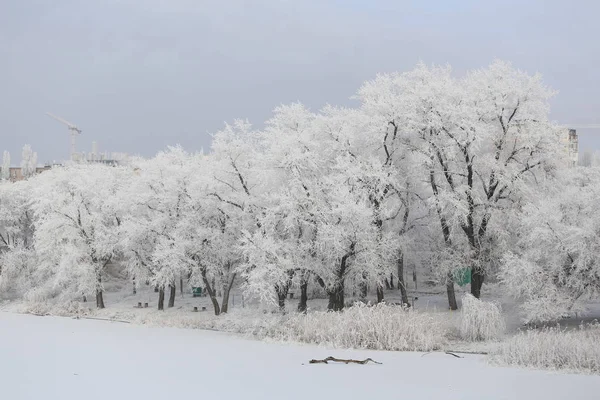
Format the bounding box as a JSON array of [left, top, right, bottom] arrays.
[[84, 303, 448, 351], [276, 303, 448, 351], [493, 323, 600, 374], [161, 303, 447, 351], [460, 293, 505, 341], [18, 300, 93, 318]]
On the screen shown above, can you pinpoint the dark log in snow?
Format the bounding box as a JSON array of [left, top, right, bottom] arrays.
[[309, 356, 382, 365]]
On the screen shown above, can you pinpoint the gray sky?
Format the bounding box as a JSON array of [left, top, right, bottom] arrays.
[[1, 0, 599, 164]]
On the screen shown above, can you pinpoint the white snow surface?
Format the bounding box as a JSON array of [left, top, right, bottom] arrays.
[[2, 313, 600, 400]]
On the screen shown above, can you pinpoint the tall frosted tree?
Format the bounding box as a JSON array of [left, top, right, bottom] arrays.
[[32, 164, 125, 308], [20, 145, 37, 179], [1, 151, 10, 181]]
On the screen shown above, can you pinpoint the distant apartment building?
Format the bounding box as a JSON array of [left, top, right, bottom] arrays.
[[567, 129, 579, 166], [560, 128, 579, 166], [0, 166, 52, 182]]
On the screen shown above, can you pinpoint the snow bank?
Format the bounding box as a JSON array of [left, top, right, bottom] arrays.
[[493, 323, 600, 374], [460, 293, 505, 341]]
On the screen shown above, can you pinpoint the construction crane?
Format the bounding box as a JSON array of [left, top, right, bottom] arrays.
[[46, 112, 82, 161]]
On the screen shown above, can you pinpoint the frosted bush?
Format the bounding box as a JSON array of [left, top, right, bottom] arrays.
[[277, 303, 448, 351], [460, 293, 505, 341], [95, 303, 449, 351], [199, 303, 447, 351], [493, 323, 600, 374]]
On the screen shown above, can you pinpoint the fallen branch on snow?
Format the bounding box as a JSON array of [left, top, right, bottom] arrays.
[[79, 316, 131, 324], [444, 350, 488, 355], [309, 356, 382, 365]]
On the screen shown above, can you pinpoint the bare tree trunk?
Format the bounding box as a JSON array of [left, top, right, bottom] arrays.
[[358, 272, 368, 303], [376, 284, 384, 303], [168, 284, 176, 308], [397, 252, 409, 306], [358, 282, 368, 303], [158, 287, 165, 311], [96, 290, 104, 309], [220, 273, 236, 314], [132, 277, 136, 295], [200, 265, 221, 315], [446, 273, 458, 310], [274, 282, 290, 311], [389, 273, 395, 289], [180, 277, 184, 296], [298, 279, 308, 313], [327, 250, 352, 311], [277, 291, 287, 311], [327, 284, 344, 311], [384, 278, 391, 290], [96, 275, 105, 309], [470, 268, 484, 299]]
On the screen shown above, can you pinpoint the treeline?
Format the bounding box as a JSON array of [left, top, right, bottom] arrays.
[[1, 60, 599, 323]]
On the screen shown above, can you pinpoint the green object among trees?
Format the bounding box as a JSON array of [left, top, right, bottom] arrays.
[[192, 287, 202, 297], [454, 268, 471, 287]]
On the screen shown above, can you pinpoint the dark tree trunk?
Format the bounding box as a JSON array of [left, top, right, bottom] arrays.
[[96, 275, 105, 309], [220, 273, 236, 314], [96, 290, 104, 309], [168, 284, 176, 308], [203, 279, 220, 316], [274, 281, 290, 311], [376, 284, 384, 303], [180, 277, 184, 296], [132, 277, 136, 295], [470, 268, 484, 299], [384, 278, 391, 290], [298, 279, 308, 313], [397, 252, 409, 306], [358, 271, 368, 302], [389, 273, 395, 289], [358, 282, 368, 303], [446, 273, 458, 310], [200, 266, 221, 315], [327, 284, 344, 311], [326, 249, 352, 311], [277, 291, 287, 311], [158, 287, 165, 311]]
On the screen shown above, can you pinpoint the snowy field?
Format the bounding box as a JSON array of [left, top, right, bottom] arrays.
[[2, 312, 600, 400]]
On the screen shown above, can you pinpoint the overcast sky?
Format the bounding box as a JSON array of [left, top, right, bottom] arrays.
[[1, 0, 599, 164]]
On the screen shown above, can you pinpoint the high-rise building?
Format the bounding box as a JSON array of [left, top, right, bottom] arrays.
[[567, 129, 579, 166]]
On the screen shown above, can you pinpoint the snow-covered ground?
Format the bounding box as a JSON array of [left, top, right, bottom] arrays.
[[2, 312, 599, 400]]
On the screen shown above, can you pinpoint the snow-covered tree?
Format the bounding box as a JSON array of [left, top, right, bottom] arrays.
[[1, 151, 10, 181], [241, 104, 400, 311], [119, 148, 196, 310], [191, 120, 265, 315], [0, 179, 36, 294], [501, 167, 600, 323], [357, 61, 565, 308], [31, 164, 125, 308], [20, 145, 37, 180]]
